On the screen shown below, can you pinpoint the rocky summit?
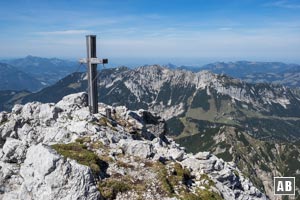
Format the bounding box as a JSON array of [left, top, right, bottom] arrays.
[[0, 92, 266, 200]]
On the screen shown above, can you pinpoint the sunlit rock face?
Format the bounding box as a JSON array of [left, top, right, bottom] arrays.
[[0, 92, 266, 200]]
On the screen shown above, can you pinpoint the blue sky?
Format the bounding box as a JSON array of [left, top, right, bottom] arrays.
[[0, 0, 300, 66]]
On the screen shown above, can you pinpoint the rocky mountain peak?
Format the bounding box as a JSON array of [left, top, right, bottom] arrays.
[[124, 65, 217, 93], [106, 65, 298, 119], [0, 92, 267, 200]]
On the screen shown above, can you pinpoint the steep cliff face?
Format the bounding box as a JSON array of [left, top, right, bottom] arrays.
[[0, 92, 266, 200]]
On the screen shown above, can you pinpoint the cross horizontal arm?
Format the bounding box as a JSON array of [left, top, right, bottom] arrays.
[[79, 58, 108, 64]]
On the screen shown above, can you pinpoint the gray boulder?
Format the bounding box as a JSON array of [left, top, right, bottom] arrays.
[[194, 151, 211, 160], [19, 144, 101, 200], [167, 148, 185, 161], [0, 112, 8, 123], [1, 138, 26, 163], [34, 103, 62, 125], [0, 119, 19, 141], [119, 139, 154, 158], [127, 110, 168, 141], [56, 92, 88, 111]]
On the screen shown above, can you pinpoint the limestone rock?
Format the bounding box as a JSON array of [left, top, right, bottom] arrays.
[[19, 144, 101, 200], [56, 92, 88, 111], [0, 92, 267, 200], [167, 148, 185, 161], [1, 138, 26, 163], [11, 104, 23, 114], [127, 110, 167, 140], [194, 151, 211, 160], [119, 139, 154, 158], [0, 112, 8, 123]]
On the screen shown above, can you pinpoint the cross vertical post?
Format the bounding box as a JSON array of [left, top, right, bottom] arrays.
[[79, 35, 108, 114], [86, 35, 98, 114]]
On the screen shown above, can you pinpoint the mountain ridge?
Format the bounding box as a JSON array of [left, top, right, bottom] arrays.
[[2, 65, 300, 140]]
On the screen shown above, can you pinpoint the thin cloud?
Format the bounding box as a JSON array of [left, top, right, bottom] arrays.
[[35, 30, 92, 35], [219, 27, 233, 31], [264, 0, 300, 9]]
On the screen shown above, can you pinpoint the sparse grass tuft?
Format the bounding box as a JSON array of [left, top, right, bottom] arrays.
[[155, 162, 193, 197], [91, 141, 105, 149], [98, 179, 132, 200], [194, 188, 223, 200], [75, 137, 91, 144], [116, 160, 135, 169], [181, 193, 201, 200], [99, 117, 108, 126], [233, 170, 239, 177], [51, 142, 107, 176], [200, 174, 216, 188]]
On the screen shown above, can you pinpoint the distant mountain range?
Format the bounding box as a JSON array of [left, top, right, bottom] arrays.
[[242, 66, 300, 88], [1, 65, 300, 198], [1, 56, 300, 92], [202, 61, 300, 88], [201, 61, 298, 76], [0, 63, 43, 91], [165, 63, 200, 72], [168, 61, 300, 87], [0, 56, 79, 91]]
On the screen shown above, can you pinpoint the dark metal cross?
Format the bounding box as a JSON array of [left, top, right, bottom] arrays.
[[79, 35, 108, 114]]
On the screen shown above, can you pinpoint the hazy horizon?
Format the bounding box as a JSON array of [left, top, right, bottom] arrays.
[[1, 55, 300, 69]]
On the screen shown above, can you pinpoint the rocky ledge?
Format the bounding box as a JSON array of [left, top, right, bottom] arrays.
[[0, 92, 267, 200]]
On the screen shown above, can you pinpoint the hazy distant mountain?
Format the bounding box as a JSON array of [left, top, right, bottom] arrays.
[[0, 63, 43, 91], [165, 63, 201, 72], [201, 61, 297, 76], [4, 55, 79, 86], [201, 61, 300, 87], [243, 65, 300, 88]]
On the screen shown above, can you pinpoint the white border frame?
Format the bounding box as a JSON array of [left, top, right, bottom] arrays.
[[274, 177, 295, 196]]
